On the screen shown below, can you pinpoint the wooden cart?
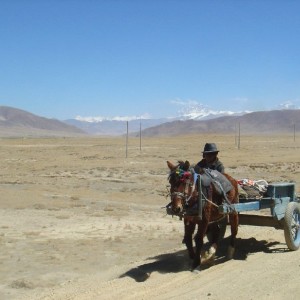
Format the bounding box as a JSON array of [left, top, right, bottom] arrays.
[[219, 182, 300, 250]]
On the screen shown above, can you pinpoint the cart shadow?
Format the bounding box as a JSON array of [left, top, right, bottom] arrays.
[[119, 237, 289, 282], [218, 236, 289, 261]]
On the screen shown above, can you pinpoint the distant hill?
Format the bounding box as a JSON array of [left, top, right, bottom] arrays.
[[0, 106, 86, 137], [138, 110, 300, 137]]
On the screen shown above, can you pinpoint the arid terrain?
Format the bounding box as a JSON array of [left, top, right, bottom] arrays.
[[0, 134, 299, 300]]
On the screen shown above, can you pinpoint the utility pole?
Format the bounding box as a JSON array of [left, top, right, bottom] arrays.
[[139, 119, 142, 151], [126, 121, 128, 158]]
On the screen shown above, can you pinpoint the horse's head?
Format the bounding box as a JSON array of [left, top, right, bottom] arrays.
[[167, 160, 194, 215]]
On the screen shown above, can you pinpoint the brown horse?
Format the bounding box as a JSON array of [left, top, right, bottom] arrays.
[[167, 160, 239, 271]]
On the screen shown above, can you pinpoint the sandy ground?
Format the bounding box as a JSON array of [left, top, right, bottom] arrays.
[[0, 134, 299, 300]]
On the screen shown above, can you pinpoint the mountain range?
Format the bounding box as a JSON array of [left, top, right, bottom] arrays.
[[0, 105, 299, 137], [0, 106, 85, 137], [66, 109, 299, 136], [138, 109, 300, 137]]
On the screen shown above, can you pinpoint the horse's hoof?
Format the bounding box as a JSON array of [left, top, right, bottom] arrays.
[[191, 266, 201, 273], [227, 245, 235, 260], [201, 247, 216, 264]]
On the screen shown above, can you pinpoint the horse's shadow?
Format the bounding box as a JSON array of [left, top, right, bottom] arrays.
[[119, 249, 190, 282], [119, 237, 288, 282]]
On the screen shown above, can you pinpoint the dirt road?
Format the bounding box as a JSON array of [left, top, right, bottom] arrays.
[[0, 134, 299, 299]]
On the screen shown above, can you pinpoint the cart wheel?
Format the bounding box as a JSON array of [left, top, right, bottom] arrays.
[[283, 202, 300, 251], [207, 217, 227, 243]]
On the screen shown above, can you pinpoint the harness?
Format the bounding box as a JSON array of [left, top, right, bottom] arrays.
[[202, 169, 237, 213], [168, 167, 237, 218]]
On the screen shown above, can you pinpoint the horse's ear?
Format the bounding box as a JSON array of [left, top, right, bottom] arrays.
[[167, 161, 175, 170], [181, 160, 190, 171]]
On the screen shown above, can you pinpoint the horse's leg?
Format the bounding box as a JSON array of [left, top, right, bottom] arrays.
[[205, 222, 220, 259], [225, 182, 239, 260], [227, 213, 239, 259], [192, 221, 208, 270], [183, 219, 196, 259], [192, 186, 213, 270]]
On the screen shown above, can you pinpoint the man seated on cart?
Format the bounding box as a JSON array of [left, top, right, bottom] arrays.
[[194, 142, 235, 194], [194, 143, 224, 174]]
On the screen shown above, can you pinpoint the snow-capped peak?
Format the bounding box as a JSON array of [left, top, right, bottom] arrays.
[[177, 102, 246, 120], [75, 113, 151, 123]]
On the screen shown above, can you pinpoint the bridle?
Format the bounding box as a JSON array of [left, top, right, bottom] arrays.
[[169, 167, 197, 213]]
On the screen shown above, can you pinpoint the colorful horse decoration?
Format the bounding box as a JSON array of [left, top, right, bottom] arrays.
[[166, 160, 239, 271]]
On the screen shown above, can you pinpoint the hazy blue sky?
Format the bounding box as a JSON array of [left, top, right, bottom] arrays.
[[1, 0, 299, 120]]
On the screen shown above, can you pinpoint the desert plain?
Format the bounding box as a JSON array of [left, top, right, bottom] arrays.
[[0, 133, 299, 300]]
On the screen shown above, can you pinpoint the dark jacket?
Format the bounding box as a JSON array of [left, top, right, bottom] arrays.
[[194, 158, 225, 174]]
